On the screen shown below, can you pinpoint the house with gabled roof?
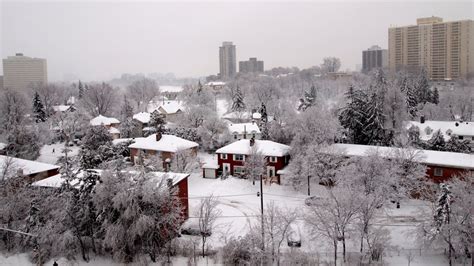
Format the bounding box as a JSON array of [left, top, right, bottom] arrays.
[[203, 138, 290, 184]]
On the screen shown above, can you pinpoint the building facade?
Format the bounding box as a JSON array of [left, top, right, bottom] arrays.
[[388, 17, 474, 80], [3, 53, 48, 90], [362, 45, 388, 73], [219, 42, 236, 79], [239, 57, 264, 73]]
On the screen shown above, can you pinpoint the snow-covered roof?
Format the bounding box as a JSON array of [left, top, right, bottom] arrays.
[[0, 155, 60, 176], [216, 139, 290, 157], [129, 134, 199, 153], [206, 81, 226, 86], [52, 105, 71, 112], [331, 143, 474, 170], [148, 171, 189, 187], [157, 101, 184, 114], [109, 127, 120, 134], [112, 138, 134, 145], [160, 85, 183, 93], [228, 122, 261, 135], [90, 115, 120, 126], [202, 162, 219, 169], [133, 112, 151, 124], [0, 143, 6, 150], [31, 174, 80, 188], [406, 120, 474, 141], [252, 112, 262, 119]]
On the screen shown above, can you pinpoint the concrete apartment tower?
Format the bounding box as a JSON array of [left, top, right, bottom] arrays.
[[362, 45, 388, 73], [3, 53, 48, 90], [219, 42, 236, 79], [239, 57, 264, 73], [388, 17, 474, 80]]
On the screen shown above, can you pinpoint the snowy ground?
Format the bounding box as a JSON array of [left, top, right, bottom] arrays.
[[37, 143, 80, 164], [215, 98, 228, 118], [1, 150, 454, 265]]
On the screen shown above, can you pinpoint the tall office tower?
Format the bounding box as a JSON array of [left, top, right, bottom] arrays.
[[362, 45, 388, 73], [239, 57, 264, 73], [2, 53, 48, 90], [388, 17, 474, 80], [219, 42, 236, 79]]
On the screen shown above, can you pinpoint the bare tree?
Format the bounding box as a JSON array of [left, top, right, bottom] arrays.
[[321, 57, 341, 73], [126, 78, 159, 112], [263, 201, 298, 265], [0, 156, 18, 181], [0, 89, 27, 133], [243, 143, 267, 185], [80, 82, 118, 116], [196, 195, 222, 257], [32, 83, 64, 117], [305, 184, 360, 265]]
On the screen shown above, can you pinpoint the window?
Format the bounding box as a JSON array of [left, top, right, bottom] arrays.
[[234, 166, 245, 176], [269, 156, 277, 163], [234, 154, 245, 161], [434, 168, 443, 177], [458, 135, 464, 140], [234, 134, 238, 140], [220, 154, 228, 160]]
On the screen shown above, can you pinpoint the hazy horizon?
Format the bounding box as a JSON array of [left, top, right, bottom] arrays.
[[1, 1, 472, 82]]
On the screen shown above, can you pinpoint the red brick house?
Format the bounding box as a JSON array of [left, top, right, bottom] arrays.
[[329, 144, 474, 183], [128, 133, 199, 166], [204, 138, 290, 184], [0, 155, 60, 182]]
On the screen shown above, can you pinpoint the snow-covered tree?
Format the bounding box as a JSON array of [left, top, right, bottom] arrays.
[[148, 110, 166, 133], [444, 137, 471, 153], [414, 68, 433, 105], [5, 126, 41, 160], [243, 143, 267, 185], [126, 78, 159, 112], [321, 57, 341, 74], [197, 116, 229, 151], [78, 80, 84, 99], [79, 126, 114, 169], [231, 85, 246, 113], [0, 89, 28, 133], [427, 130, 446, 151], [80, 82, 118, 116], [32, 91, 46, 123], [298, 85, 317, 111], [432, 87, 439, 105], [196, 195, 221, 257]]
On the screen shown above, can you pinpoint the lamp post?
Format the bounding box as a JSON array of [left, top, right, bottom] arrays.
[[307, 175, 311, 196], [258, 174, 265, 252]]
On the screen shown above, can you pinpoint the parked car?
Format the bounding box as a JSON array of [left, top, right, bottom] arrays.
[[287, 224, 301, 247], [304, 196, 322, 206], [181, 226, 211, 237]]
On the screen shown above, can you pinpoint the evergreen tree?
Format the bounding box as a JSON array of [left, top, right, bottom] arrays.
[[78, 80, 84, 99], [427, 130, 446, 151], [434, 183, 452, 228], [298, 85, 317, 111], [414, 68, 432, 104], [79, 126, 114, 169], [363, 92, 387, 145], [120, 96, 134, 120], [398, 75, 418, 118], [259, 103, 269, 140], [149, 110, 166, 133], [444, 137, 471, 153], [32, 91, 46, 123], [197, 80, 203, 94], [432, 87, 439, 105], [231, 85, 246, 113]]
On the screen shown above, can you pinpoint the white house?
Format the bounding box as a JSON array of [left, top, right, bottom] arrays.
[[406, 119, 474, 147], [228, 122, 261, 141]]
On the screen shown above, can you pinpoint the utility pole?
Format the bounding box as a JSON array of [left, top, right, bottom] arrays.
[[259, 174, 265, 252], [307, 175, 311, 196]]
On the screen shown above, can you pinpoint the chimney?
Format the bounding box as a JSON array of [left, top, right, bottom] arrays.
[[250, 137, 255, 147], [17, 169, 24, 177], [420, 115, 425, 124], [156, 131, 162, 141]]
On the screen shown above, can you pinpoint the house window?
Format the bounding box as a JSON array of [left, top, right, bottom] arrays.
[[458, 135, 464, 140], [234, 154, 245, 161], [434, 168, 443, 177], [269, 156, 277, 163], [234, 166, 245, 176], [220, 154, 228, 160], [234, 134, 238, 140]]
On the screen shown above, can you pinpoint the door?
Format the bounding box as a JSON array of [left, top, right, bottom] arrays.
[[223, 163, 231, 176], [267, 166, 275, 178]]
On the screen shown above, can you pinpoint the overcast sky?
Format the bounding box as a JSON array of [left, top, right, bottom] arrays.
[[1, 1, 472, 81]]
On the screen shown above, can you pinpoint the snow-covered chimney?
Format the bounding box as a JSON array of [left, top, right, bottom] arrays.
[[250, 137, 255, 147], [156, 131, 162, 141], [420, 115, 425, 124]]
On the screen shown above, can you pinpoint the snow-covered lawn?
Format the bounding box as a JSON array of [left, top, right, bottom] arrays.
[[37, 143, 80, 164], [215, 98, 228, 118]]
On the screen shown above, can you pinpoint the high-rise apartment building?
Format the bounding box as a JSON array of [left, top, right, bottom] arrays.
[[3, 53, 48, 90], [362, 45, 388, 73], [388, 17, 474, 80], [239, 57, 264, 73], [219, 42, 236, 79]]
